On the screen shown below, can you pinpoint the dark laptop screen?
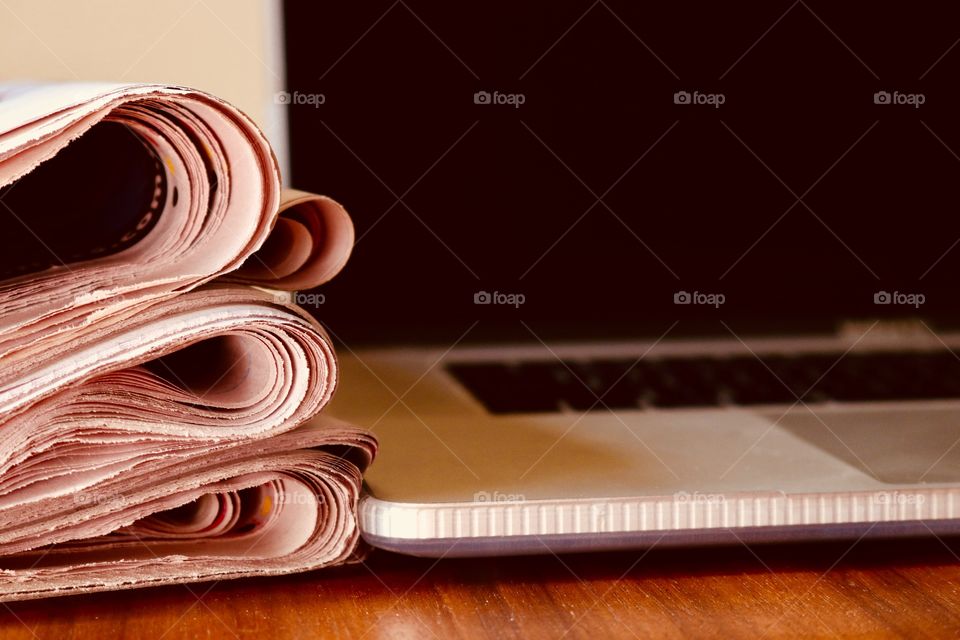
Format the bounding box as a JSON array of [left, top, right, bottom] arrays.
[[283, 1, 960, 345]]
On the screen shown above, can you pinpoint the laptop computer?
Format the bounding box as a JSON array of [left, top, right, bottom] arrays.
[[281, 2, 960, 556]]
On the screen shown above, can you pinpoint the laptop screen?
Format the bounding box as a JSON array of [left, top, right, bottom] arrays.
[[283, 1, 960, 345]]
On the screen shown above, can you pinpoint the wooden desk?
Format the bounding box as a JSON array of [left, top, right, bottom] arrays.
[[3, 537, 960, 639]]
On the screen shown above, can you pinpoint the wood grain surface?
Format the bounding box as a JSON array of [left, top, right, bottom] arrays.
[[3, 537, 960, 639]]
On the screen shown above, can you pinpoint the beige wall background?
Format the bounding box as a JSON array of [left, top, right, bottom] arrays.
[[0, 0, 289, 175]]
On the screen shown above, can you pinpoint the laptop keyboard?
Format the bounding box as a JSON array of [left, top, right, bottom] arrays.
[[446, 350, 960, 414]]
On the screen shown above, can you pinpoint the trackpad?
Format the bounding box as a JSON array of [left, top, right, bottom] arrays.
[[776, 405, 960, 484]]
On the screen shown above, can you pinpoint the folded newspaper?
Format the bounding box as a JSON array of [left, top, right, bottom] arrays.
[[0, 83, 376, 600]]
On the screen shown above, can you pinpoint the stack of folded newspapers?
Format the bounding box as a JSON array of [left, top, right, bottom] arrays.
[[0, 83, 376, 600]]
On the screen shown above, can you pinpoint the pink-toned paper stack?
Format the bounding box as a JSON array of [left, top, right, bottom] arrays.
[[0, 83, 376, 600]]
